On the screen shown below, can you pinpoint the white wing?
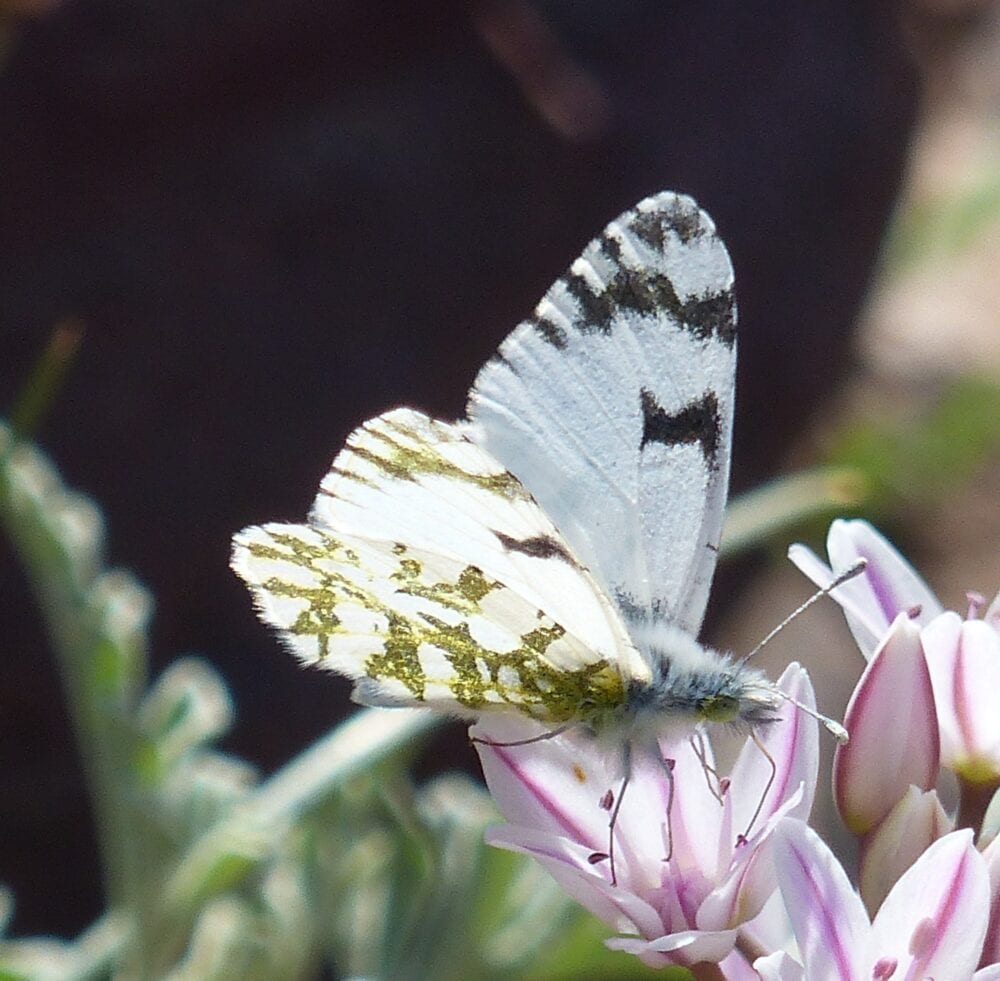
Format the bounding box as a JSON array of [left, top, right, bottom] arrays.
[[467, 192, 736, 636], [232, 409, 649, 722]]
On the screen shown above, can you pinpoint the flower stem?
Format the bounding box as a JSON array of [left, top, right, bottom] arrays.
[[957, 775, 1000, 832], [736, 928, 769, 965]]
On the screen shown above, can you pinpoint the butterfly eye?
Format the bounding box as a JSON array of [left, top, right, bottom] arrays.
[[697, 693, 740, 723]]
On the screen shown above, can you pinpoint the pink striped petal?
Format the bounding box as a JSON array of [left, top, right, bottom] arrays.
[[725, 663, 819, 836], [979, 832, 1000, 967], [870, 829, 989, 977], [834, 613, 939, 835], [859, 787, 952, 913], [695, 665, 817, 930], [472, 716, 611, 850], [923, 613, 1000, 781], [606, 928, 738, 969], [789, 519, 942, 659], [484, 823, 666, 938], [698, 785, 804, 931], [770, 818, 869, 980], [753, 950, 805, 980]]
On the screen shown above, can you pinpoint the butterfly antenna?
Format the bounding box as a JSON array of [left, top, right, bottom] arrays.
[[738, 559, 864, 745], [740, 558, 867, 666]]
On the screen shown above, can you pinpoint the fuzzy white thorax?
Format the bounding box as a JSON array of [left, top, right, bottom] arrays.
[[613, 620, 785, 748]]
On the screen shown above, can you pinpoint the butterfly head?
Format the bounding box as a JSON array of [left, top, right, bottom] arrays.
[[683, 665, 784, 731], [693, 676, 785, 728]]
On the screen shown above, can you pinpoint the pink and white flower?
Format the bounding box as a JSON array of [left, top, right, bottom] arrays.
[[472, 664, 821, 970], [755, 820, 996, 980], [469, 519, 1000, 973], [788, 518, 943, 659], [922, 610, 1000, 784], [790, 517, 1000, 957], [790, 518, 1000, 798], [859, 786, 952, 914]]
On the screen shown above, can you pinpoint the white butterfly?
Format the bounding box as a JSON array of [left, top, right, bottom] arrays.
[[232, 192, 790, 837]]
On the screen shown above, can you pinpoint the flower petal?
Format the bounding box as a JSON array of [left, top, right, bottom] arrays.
[[833, 613, 939, 835], [741, 889, 796, 958], [871, 829, 989, 977], [606, 928, 738, 969], [985, 590, 1000, 634], [693, 666, 817, 931], [623, 734, 718, 891], [714, 949, 762, 979], [753, 950, 805, 981], [789, 519, 942, 658], [770, 818, 869, 981], [484, 823, 666, 938], [859, 786, 953, 913], [697, 784, 804, 931], [979, 831, 1000, 967], [472, 716, 610, 851], [923, 613, 1000, 781], [725, 664, 819, 836]]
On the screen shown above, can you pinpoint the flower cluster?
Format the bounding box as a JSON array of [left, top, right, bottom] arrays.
[[474, 520, 1000, 977]]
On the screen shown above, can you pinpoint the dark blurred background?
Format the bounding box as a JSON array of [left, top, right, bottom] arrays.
[[0, 0, 917, 938]]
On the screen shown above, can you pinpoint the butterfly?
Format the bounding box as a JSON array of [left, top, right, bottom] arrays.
[[232, 192, 810, 878]]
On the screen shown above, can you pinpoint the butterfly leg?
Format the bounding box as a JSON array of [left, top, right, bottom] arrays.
[[469, 723, 572, 748], [652, 751, 676, 863], [738, 730, 777, 846], [602, 771, 630, 887], [588, 740, 634, 887], [689, 730, 726, 804]]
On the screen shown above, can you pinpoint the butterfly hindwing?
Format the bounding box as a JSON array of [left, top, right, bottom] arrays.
[[232, 409, 649, 722], [467, 192, 736, 636]]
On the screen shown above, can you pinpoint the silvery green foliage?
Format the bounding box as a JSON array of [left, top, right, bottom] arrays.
[[0, 424, 652, 980]]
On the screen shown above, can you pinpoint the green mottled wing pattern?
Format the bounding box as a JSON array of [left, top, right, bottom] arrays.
[[232, 409, 650, 724]]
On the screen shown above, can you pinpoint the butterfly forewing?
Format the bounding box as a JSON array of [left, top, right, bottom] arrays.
[[467, 192, 736, 636]]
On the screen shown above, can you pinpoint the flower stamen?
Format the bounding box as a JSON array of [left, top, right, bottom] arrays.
[[966, 591, 985, 619]]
